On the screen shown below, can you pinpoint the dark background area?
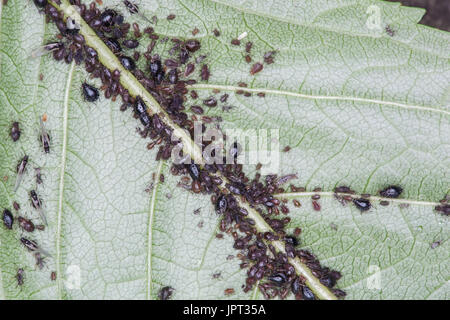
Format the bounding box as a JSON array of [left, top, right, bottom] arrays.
[[388, 0, 450, 31]]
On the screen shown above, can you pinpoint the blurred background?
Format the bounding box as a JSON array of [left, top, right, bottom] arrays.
[[387, 0, 450, 31]]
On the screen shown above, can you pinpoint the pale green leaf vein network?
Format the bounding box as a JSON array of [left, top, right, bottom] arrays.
[[55, 61, 76, 300], [190, 84, 450, 116]]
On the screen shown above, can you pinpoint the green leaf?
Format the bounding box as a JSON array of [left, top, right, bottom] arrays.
[[0, 0, 448, 300]]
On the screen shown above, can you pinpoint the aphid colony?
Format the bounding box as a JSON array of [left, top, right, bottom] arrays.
[[25, 0, 346, 300]]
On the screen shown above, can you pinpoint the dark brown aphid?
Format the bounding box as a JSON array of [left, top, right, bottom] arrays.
[[82, 82, 99, 102], [203, 96, 217, 107], [168, 68, 178, 84], [379, 185, 402, 198], [213, 29, 220, 37], [185, 39, 201, 52], [158, 286, 174, 300], [104, 37, 122, 53], [250, 62, 263, 75], [122, 39, 139, 49], [430, 240, 442, 249], [18, 216, 35, 233], [293, 199, 301, 207], [14, 155, 29, 192], [283, 146, 291, 152], [39, 118, 51, 153], [245, 55, 251, 63], [13, 201, 20, 211], [231, 39, 240, 46], [16, 268, 25, 286], [184, 63, 195, 77], [200, 64, 210, 81], [312, 200, 321, 211], [353, 198, 371, 212], [51, 271, 57, 281], [10, 122, 21, 142], [167, 14, 176, 20], [2, 209, 13, 230]]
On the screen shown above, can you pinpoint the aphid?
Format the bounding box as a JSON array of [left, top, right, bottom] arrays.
[[18, 216, 35, 232], [168, 68, 178, 84], [200, 64, 210, 81], [224, 288, 235, 296], [13, 201, 20, 211], [2, 209, 14, 230], [430, 240, 441, 249], [231, 39, 240, 46], [385, 24, 395, 37], [187, 164, 200, 180], [33, 0, 47, 8], [14, 155, 29, 192], [51, 271, 57, 281], [104, 37, 122, 53], [293, 199, 301, 207], [203, 96, 217, 107], [192, 27, 199, 36], [122, 39, 139, 49], [82, 82, 100, 102], [10, 122, 21, 142], [312, 200, 321, 211], [250, 62, 263, 75], [31, 42, 64, 59], [134, 96, 151, 128], [213, 29, 220, 37], [263, 51, 276, 64], [39, 118, 51, 153], [20, 237, 51, 257], [100, 9, 117, 27], [158, 286, 174, 300], [215, 195, 227, 214], [36, 224, 45, 231], [190, 106, 204, 114], [167, 14, 176, 20], [66, 17, 80, 35], [185, 39, 201, 52], [119, 56, 136, 70], [35, 167, 43, 184], [268, 273, 287, 286], [30, 190, 48, 226], [16, 268, 25, 286], [379, 185, 402, 198], [302, 286, 315, 300], [184, 63, 195, 77], [284, 235, 299, 247], [353, 198, 371, 212]]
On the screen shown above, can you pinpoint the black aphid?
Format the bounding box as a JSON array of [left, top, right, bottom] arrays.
[[134, 96, 151, 128], [100, 9, 117, 28], [158, 286, 174, 300], [104, 37, 122, 53], [14, 155, 29, 192], [16, 268, 25, 286], [379, 185, 402, 198], [149, 57, 163, 81], [302, 286, 315, 300], [353, 198, 371, 212], [268, 273, 287, 286], [30, 190, 47, 226], [2, 209, 13, 229], [82, 82, 100, 102], [10, 122, 21, 141], [20, 237, 39, 252], [123, 0, 139, 14], [216, 195, 227, 214], [168, 68, 178, 84], [284, 235, 299, 247], [33, 0, 47, 8], [39, 118, 51, 153], [187, 164, 200, 180], [119, 56, 136, 70], [122, 39, 139, 49]]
